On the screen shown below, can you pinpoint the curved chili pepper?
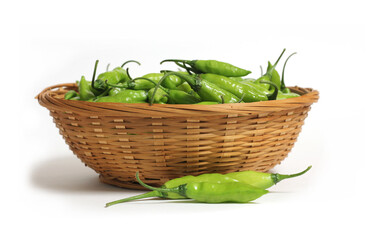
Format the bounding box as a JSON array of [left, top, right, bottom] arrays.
[[160, 59, 251, 77]]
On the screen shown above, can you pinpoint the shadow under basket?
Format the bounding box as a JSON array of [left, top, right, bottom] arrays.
[[37, 83, 319, 189]]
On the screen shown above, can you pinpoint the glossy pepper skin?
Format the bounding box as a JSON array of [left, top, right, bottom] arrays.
[[176, 81, 200, 99], [78, 76, 95, 101], [151, 72, 240, 105], [167, 90, 200, 104], [108, 77, 158, 91], [148, 87, 168, 104], [229, 76, 245, 82], [200, 73, 271, 102], [142, 72, 185, 89], [96, 60, 140, 85], [148, 85, 200, 104], [225, 166, 311, 189], [276, 91, 300, 100], [240, 79, 271, 95], [160, 173, 239, 199], [94, 89, 147, 103], [136, 173, 268, 203], [160, 59, 251, 77], [64, 90, 79, 100], [96, 67, 131, 85]]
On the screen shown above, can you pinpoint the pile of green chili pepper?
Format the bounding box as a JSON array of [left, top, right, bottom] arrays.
[[105, 166, 311, 206], [64, 49, 301, 104]]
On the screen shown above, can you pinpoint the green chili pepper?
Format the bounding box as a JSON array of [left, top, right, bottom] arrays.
[[88, 60, 137, 97], [142, 72, 185, 89], [108, 77, 156, 91], [78, 76, 95, 101], [281, 52, 297, 93], [94, 89, 147, 103], [200, 73, 278, 102], [167, 89, 201, 104], [64, 90, 79, 100], [276, 91, 300, 100], [130, 71, 186, 91], [108, 82, 127, 96], [226, 166, 311, 189], [241, 79, 271, 95], [137, 173, 268, 203], [176, 81, 201, 99], [150, 72, 240, 105], [96, 60, 140, 85], [105, 173, 239, 207], [160, 59, 251, 77]]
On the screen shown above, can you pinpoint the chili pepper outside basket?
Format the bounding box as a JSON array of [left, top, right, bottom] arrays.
[[37, 83, 319, 189]]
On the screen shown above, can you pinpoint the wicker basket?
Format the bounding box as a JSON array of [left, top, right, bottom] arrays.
[[37, 83, 319, 189]]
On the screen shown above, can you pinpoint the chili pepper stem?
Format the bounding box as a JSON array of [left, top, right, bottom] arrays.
[[91, 60, 100, 90], [135, 172, 185, 196], [149, 72, 176, 105], [271, 166, 312, 184], [121, 60, 141, 68], [105, 191, 160, 207], [160, 59, 191, 65], [125, 68, 132, 80], [273, 48, 286, 69], [259, 80, 279, 100], [281, 52, 297, 91]]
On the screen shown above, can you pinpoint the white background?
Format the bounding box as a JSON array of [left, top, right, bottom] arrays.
[[2, 0, 372, 239]]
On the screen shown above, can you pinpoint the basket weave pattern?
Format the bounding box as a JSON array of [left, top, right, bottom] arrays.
[[37, 83, 318, 189]]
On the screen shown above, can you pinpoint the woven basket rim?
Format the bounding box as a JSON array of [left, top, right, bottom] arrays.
[[36, 83, 319, 117]]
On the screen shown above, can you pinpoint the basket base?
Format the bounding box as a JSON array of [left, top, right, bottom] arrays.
[[99, 175, 147, 190]]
